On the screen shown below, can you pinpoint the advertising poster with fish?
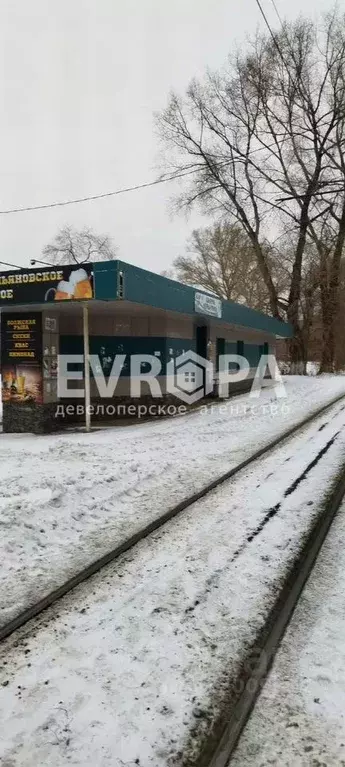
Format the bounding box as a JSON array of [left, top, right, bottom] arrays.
[[0, 264, 94, 304], [1, 313, 43, 405]]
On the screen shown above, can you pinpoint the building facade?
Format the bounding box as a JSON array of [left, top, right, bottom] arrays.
[[0, 259, 292, 432]]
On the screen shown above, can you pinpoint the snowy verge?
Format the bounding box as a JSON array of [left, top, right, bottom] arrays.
[[231, 500, 345, 767], [1, 403, 345, 765], [1, 376, 345, 628]]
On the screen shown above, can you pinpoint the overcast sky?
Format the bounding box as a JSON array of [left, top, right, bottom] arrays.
[[0, 0, 333, 273]]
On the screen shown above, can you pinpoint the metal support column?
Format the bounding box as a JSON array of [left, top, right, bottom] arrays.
[[83, 304, 91, 432]]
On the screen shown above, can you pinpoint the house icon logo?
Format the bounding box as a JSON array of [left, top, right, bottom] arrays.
[[166, 350, 214, 404]]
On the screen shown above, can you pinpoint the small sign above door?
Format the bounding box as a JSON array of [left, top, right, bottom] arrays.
[[195, 291, 222, 318]]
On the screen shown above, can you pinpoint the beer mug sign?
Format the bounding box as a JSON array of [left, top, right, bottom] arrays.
[[45, 268, 93, 301], [45, 280, 72, 301]]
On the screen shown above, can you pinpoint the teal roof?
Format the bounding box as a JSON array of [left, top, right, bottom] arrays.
[[0, 258, 292, 338], [94, 260, 292, 338]]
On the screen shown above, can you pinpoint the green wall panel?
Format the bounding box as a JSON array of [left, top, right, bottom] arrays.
[[244, 343, 261, 367], [93, 261, 118, 301], [60, 335, 195, 376], [165, 337, 196, 358]]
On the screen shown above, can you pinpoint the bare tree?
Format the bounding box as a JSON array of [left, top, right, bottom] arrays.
[[318, 125, 345, 372], [157, 82, 281, 320], [248, 13, 345, 371], [173, 221, 289, 312], [43, 225, 117, 265], [156, 11, 345, 370]]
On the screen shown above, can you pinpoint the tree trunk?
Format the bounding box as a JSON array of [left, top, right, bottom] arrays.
[[319, 202, 345, 373], [287, 334, 305, 374], [319, 315, 335, 373], [287, 196, 315, 372], [252, 240, 281, 319], [318, 248, 332, 373]]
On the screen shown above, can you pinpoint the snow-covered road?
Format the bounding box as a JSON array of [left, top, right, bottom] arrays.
[[231, 499, 345, 767], [1, 376, 345, 628], [1, 398, 345, 766]]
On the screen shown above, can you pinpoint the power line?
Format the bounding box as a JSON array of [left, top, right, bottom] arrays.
[[254, 0, 305, 124], [0, 167, 201, 216], [0, 2, 307, 220], [0, 143, 280, 216], [254, 0, 280, 48], [254, 0, 288, 68], [269, 0, 284, 26]]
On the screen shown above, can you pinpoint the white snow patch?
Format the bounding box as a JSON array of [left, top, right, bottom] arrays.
[[231, 501, 345, 767], [0, 402, 345, 765], [1, 376, 345, 627]]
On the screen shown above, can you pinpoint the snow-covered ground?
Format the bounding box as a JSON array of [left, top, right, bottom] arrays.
[[231, 499, 345, 767], [1, 399, 345, 766], [1, 376, 345, 628]]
